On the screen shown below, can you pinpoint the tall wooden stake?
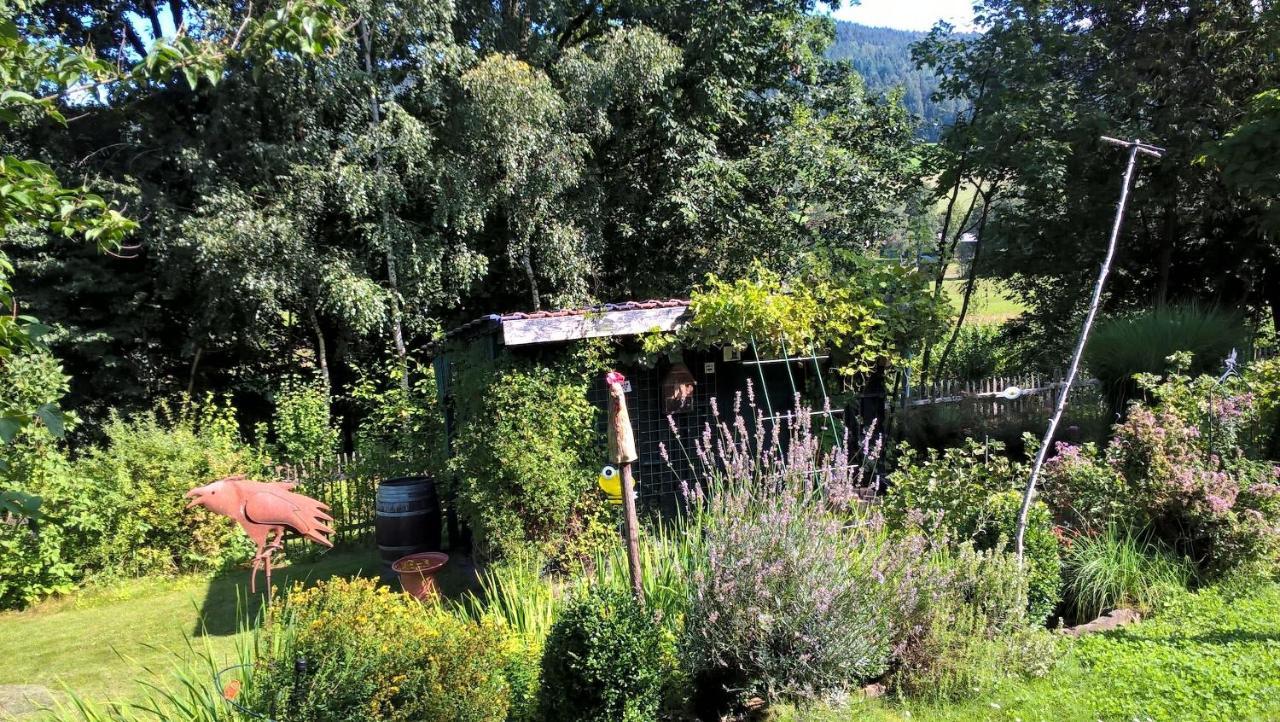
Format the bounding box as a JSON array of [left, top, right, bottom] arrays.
[[1014, 136, 1164, 563], [606, 371, 644, 602]]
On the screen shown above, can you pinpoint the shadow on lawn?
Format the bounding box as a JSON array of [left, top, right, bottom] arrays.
[[193, 546, 480, 637]]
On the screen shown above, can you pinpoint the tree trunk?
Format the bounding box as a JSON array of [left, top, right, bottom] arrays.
[[1155, 203, 1176, 306], [311, 311, 330, 388], [920, 176, 982, 386], [186, 345, 202, 397], [360, 18, 410, 391], [522, 244, 541, 311], [936, 185, 997, 379]]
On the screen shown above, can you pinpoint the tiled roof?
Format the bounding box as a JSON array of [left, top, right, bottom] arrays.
[[435, 299, 691, 346]]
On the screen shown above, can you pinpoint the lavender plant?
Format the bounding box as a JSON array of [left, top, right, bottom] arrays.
[[664, 385, 908, 705]]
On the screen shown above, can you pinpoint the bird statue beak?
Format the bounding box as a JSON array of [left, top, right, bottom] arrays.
[[184, 488, 204, 509]]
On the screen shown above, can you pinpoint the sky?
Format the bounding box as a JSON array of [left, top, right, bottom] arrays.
[[829, 0, 977, 32]]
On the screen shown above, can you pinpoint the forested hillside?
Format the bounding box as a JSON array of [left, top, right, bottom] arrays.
[[828, 21, 970, 140]]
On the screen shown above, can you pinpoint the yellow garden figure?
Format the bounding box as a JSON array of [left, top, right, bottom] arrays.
[[598, 465, 624, 505]]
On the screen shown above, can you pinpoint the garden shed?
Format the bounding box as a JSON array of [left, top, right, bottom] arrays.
[[430, 299, 884, 516]]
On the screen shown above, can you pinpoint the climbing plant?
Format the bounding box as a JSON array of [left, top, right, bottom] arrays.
[[448, 341, 615, 564], [645, 262, 947, 376]]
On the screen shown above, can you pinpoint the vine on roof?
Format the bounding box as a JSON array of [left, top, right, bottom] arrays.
[[643, 261, 947, 376]]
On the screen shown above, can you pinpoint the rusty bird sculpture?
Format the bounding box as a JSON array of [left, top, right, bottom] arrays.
[[185, 474, 334, 594]]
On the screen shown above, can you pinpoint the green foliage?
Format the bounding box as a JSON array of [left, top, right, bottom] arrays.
[[1062, 527, 1195, 621], [920, 2, 1280, 358], [980, 490, 1064, 625], [539, 585, 672, 722], [350, 359, 445, 477], [943, 323, 1015, 380], [1041, 372, 1280, 581], [0, 351, 76, 606], [66, 397, 265, 578], [0, 0, 350, 518], [649, 260, 946, 375], [1084, 305, 1251, 412], [1, 392, 272, 607], [271, 375, 338, 465], [890, 543, 1059, 702], [450, 348, 611, 562], [465, 555, 561, 645], [256, 577, 517, 722], [1243, 357, 1280, 457], [0, 441, 76, 608], [1201, 88, 1280, 236], [11, 0, 928, 425], [589, 520, 702, 634], [884, 440, 1063, 623]]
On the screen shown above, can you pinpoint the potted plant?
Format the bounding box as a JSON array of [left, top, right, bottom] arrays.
[[391, 551, 449, 600]]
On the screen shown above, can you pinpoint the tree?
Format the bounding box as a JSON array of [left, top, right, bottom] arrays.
[[0, 0, 348, 513], [12, 0, 931, 424], [917, 1, 1280, 363]]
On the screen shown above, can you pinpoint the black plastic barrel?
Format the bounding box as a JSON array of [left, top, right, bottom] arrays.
[[375, 476, 442, 572]]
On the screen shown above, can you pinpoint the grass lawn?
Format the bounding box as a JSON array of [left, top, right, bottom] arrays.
[[0, 548, 391, 718], [942, 264, 1027, 325], [782, 583, 1280, 722], [8, 550, 1278, 722]]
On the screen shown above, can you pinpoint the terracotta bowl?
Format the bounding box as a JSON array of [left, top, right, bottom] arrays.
[[391, 551, 449, 601]]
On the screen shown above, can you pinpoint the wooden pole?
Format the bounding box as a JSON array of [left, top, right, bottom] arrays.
[[1014, 136, 1164, 563], [606, 371, 644, 603]]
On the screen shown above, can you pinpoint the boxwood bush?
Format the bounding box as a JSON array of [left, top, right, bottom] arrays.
[[539, 585, 671, 722]]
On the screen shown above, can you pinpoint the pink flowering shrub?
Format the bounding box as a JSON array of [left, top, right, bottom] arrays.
[[1042, 372, 1280, 578]]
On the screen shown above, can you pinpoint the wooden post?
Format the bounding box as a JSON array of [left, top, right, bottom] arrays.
[[606, 371, 644, 603]]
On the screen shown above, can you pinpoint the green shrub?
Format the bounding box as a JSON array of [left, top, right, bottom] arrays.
[[1063, 527, 1195, 620], [980, 490, 1063, 624], [257, 577, 517, 722], [272, 375, 339, 464], [450, 349, 611, 562], [890, 543, 1059, 702], [55, 397, 264, 579], [350, 359, 445, 477], [1084, 304, 1249, 414], [944, 323, 1013, 380], [539, 585, 671, 722], [884, 440, 1063, 623], [1242, 356, 1280, 457], [1041, 372, 1280, 580], [0, 351, 79, 608]]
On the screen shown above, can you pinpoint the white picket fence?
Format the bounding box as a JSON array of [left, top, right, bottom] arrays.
[[905, 373, 1101, 417]]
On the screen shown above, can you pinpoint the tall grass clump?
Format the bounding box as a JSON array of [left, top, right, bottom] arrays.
[[590, 518, 704, 630], [1063, 527, 1195, 620], [465, 554, 561, 643], [1085, 304, 1250, 413]]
